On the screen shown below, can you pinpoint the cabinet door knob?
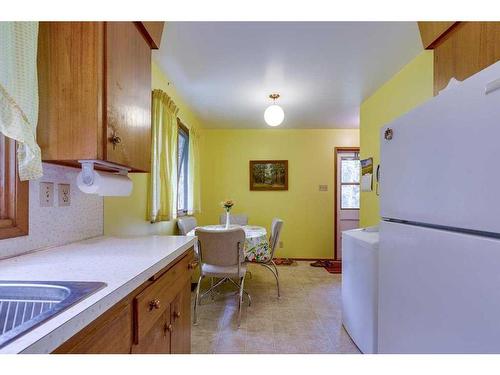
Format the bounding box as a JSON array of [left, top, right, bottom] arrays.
[[149, 299, 161, 310], [188, 261, 199, 270], [111, 134, 121, 144], [110, 133, 122, 149], [174, 311, 181, 319], [164, 323, 173, 336]]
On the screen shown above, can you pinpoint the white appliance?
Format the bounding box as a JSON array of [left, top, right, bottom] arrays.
[[342, 226, 379, 354], [378, 61, 500, 353]]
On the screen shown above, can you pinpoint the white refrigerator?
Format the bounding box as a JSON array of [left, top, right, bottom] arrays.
[[378, 61, 500, 353]]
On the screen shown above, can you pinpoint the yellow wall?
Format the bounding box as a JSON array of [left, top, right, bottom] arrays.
[[198, 129, 359, 259], [104, 60, 202, 236], [359, 51, 434, 227]]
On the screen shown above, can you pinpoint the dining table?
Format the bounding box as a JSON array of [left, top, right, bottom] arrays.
[[187, 224, 271, 262]]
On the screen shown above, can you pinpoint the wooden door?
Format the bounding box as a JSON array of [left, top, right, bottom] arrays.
[[132, 306, 172, 354], [54, 303, 132, 354], [105, 22, 151, 172], [335, 148, 360, 260], [170, 280, 191, 354]]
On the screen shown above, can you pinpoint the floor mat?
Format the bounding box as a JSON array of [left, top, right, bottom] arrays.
[[273, 258, 297, 266], [324, 261, 342, 274], [309, 260, 342, 273]]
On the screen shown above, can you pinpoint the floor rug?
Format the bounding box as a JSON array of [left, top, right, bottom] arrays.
[[324, 261, 342, 274], [273, 258, 297, 266], [309, 260, 342, 274]]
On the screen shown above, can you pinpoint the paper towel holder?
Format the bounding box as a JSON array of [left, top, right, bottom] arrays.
[[78, 160, 131, 187]]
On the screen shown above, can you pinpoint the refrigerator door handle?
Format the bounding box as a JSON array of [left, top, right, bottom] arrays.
[[485, 78, 500, 95]]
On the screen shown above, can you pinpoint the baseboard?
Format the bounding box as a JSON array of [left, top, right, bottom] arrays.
[[278, 257, 335, 261]]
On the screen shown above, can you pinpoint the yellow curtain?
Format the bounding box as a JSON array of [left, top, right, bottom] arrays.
[[0, 22, 42, 180], [148, 90, 178, 222], [187, 126, 201, 214]]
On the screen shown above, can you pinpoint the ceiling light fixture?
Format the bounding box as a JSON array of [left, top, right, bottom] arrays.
[[264, 93, 284, 126]]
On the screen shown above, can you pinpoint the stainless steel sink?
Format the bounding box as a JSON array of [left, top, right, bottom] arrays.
[[0, 281, 106, 349]]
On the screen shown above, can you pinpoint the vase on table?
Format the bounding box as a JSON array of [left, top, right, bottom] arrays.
[[221, 199, 234, 230]]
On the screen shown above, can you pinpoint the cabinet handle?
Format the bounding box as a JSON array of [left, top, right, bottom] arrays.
[[173, 311, 181, 319], [164, 323, 173, 337], [110, 133, 122, 150], [149, 299, 161, 311], [188, 261, 199, 270]]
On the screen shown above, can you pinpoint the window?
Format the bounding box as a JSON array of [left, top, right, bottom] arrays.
[[177, 120, 189, 216], [0, 135, 29, 239], [340, 157, 360, 209]]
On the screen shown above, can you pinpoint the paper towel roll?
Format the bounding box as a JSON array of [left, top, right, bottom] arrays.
[[77, 170, 133, 196]]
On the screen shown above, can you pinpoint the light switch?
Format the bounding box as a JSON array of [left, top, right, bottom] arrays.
[[319, 184, 328, 192], [39, 182, 54, 207], [58, 184, 71, 207]]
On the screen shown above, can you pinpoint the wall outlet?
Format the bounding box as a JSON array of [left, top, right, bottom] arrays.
[[39, 182, 54, 207], [279, 241, 284, 248], [58, 183, 71, 207]]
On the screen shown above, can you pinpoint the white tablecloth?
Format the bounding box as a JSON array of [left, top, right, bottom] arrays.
[[187, 225, 271, 262]]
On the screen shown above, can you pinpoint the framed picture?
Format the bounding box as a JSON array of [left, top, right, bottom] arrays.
[[249, 160, 288, 191]]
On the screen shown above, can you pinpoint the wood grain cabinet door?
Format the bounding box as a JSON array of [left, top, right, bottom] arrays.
[[170, 280, 192, 354], [53, 304, 132, 354], [132, 307, 172, 354], [105, 22, 151, 172]]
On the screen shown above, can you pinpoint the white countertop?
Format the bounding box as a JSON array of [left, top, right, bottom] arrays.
[[0, 235, 196, 354]]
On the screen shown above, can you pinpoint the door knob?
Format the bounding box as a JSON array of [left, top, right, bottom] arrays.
[[174, 311, 181, 319]]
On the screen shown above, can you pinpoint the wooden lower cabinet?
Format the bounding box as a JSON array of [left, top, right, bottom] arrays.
[[53, 249, 195, 354], [132, 308, 171, 354], [170, 280, 192, 354]]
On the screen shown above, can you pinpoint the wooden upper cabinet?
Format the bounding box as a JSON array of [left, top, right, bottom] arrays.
[[136, 22, 164, 49], [37, 21, 155, 172], [106, 22, 151, 171], [432, 22, 500, 94], [417, 22, 457, 49]]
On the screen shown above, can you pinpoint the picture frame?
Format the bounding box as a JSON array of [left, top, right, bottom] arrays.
[[249, 160, 288, 191]]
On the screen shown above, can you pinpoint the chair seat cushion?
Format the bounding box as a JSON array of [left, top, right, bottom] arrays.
[[201, 263, 247, 278]]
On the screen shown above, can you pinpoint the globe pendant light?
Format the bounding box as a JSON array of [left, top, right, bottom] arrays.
[[264, 93, 284, 126]]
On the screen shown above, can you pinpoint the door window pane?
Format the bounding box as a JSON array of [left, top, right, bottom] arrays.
[[341, 185, 360, 209], [341, 159, 360, 183]]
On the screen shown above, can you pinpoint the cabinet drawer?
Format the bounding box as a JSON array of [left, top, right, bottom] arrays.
[[134, 250, 195, 343]]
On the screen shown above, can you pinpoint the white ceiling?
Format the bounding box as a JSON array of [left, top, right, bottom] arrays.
[[154, 22, 423, 129]]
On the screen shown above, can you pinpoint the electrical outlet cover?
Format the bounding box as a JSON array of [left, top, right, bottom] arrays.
[[58, 183, 71, 207], [39, 182, 54, 207]]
